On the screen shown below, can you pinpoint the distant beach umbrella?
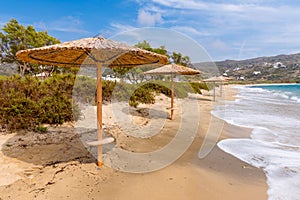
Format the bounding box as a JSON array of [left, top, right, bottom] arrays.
[[144, 63, 201, 120], [203, 76, 231, 101], [16, 36, 168, 166]]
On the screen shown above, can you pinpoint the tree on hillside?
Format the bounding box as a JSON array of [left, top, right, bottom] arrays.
[[135, 40, 191, 66], [135, 40, 192, 81], [110, 41, 168, 83], [0, 19, 60, 76], [135, 40, 151, 50], [170, 52, 191, 67], [111, 40, 192, 83], [135, 40, 169, 58]]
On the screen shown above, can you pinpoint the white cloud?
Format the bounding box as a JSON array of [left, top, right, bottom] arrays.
[[34, 16, 90, 34], [171, 26, 210, 36], [211, 39, 230, 51], [137, 9, 163, 26], [110, 23, 136, 32], [133, 0, 300, 60], [150, 0, 272, 12]]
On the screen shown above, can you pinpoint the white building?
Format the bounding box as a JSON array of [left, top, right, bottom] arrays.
[[103, 75, 120, 82], [273, 62, 286, 69]]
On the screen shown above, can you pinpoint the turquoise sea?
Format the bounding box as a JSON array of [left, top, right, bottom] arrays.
[[212, 84, 300, 200], [251, 84, 300, 102]]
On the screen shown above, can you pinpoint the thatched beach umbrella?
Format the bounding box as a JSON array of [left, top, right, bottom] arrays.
[[144, 63, 201, 120], [16, 36, 168, 166], [203, 76, 230, 101]]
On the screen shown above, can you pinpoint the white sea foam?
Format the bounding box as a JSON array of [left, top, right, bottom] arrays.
[[218, 139, 300, 200], [291, 96, 300, 103], [214, 85, 300, 200]]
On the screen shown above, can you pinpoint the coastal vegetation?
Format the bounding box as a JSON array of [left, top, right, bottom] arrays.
[[0, 74, 206, 131], [0, 19, 207, 131], [0, 74, 77, 131], [0, 19, 60, 76]]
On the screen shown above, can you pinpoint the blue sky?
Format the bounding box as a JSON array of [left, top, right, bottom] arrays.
[[1, 0, 300, 62]]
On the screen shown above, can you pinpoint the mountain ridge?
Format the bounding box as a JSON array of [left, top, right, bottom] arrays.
[[194, 52, 300, 82]]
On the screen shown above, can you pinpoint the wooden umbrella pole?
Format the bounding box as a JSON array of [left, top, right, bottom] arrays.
[[213, 82, 216, 101], [220, 82, 223, 97], [96, 62, 103, 166], [171, 74, 174, 120]]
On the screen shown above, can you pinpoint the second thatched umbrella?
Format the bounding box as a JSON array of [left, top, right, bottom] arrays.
[[203, 76, 230, 101], [144, 63, 201, 120], [16, 36, 168, 166]]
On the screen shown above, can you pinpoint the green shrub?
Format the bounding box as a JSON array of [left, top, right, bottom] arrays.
[[0, 73, 210, 131], [102, 80, 117, 102], [73, 76, 96, 104], [189, 82, 209, 93], [0, 74, 80, 131], [129, 86, 156, 108]]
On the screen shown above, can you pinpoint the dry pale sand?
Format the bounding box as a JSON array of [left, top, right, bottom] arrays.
[[0, 85, 268, 200]]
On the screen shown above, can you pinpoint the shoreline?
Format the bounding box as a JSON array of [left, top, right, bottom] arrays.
[[0, 85, 268, 200], [229, 83, 300, 91], [216, 84, 300, 200]]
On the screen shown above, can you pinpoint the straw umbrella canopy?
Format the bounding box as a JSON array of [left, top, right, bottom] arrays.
[[16, 36, 168, 166], [144, 63, 201, 120], [203, 76, 230, 101]]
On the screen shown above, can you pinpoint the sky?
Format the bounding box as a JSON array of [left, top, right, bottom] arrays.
[[1, 0, 300, 62]]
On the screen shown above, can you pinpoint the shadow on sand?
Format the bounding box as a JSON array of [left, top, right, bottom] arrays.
[[1, 127, 98, 166], [122, 107, 169, 119]]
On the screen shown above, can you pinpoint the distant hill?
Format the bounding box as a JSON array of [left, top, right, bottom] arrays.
[[2, 52, 300, 83], [193, 53, 300, 83]]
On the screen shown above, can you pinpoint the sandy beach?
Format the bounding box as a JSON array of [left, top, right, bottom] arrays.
[[0, 85, 268, 200]]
